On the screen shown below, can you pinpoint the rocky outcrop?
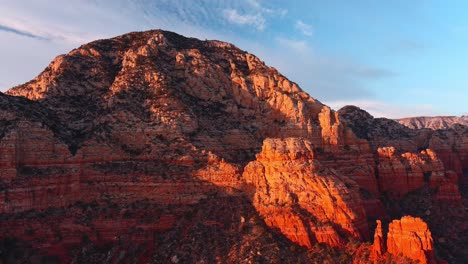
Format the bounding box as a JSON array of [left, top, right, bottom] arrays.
[[397, 116, 468, 130], [376, 146, 459, 200], [387, 216, 435, 264], [339, 105, 468, 187], [339, 105, 467, 263], [243, 138, 369, 247], [369, 217, 435, 264], [428, 126, 468, 184], [370, 220, 385, 259], [337, 105, 422, 149]]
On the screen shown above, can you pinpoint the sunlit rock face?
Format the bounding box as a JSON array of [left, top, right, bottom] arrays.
[[376, 147, 456, 199], [387, 216, 435, 264], [242, 137, 369, 248], [339, 105, 467, 263], [370, 220, 385, 259], [0, 30, 467, 262], [370, 216, 435, 264], [338, 105, 466, 198]]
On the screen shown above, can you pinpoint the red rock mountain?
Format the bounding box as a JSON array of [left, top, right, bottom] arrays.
[[397, 115, 468, 130], [0, 30, 467, 263]]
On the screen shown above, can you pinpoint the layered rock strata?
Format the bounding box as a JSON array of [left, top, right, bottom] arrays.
[[370, 216, 435, 264], [387, 216, 435, 264], [243, 138, 369, 247], [370, 220, 385, 259]]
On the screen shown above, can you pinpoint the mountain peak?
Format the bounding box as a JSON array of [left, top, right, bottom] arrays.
[[7, 30, 239, 99], [5, 29, 326, 162]]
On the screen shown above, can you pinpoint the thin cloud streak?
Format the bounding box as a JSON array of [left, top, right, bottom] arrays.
[[276, 37, 308, 53], [0, 24, 47, 40], [255, 40, 391, 102], [0, 16, 105, 44], [348, 66, 395, 79], [295, 20, 313, 36]]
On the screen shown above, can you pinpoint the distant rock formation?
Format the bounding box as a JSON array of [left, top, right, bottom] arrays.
[[376, 147, 457, 200], [397, 115, 468, 130]]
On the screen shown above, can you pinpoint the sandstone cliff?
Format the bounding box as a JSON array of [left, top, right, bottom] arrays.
[[243, 138, 369, 248], [337, 102, 466, 246], [370, 220, 385, 259], [340, 105, 468, 262], [370, 216, 435, 264], [387, 216, 435, 264]]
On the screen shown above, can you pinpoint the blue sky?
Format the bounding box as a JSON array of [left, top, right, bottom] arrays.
[[0, 0, 466, 118]]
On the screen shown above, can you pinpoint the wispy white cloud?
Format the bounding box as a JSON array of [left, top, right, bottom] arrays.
[[276, 37, 308, 53], [295, 20, 313, 36], [246, 0, 261, 9], [223, 9, 265, 30], [253, 39, 395, 104], [0, 16, 100, 44], [325, 100, 437, 118], [221, 0, 287, 31], [246, 0, 287, 16]]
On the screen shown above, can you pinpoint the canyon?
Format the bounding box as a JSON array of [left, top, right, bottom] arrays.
[[0, 30, 466, 263]]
